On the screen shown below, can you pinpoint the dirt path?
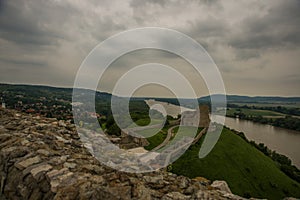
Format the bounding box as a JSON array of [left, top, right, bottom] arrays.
[[152, 125, 178, 151], [192, 127, 207, 145]]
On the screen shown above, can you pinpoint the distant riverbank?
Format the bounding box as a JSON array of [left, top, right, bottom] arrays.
[[226, 107, 300, 131]]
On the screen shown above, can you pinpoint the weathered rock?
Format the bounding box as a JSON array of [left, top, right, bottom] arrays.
[[0, 108, 250, 200], [211, 180, 232, 194], [177, 176, 190, 189], [193, 176, 211, 185], [63, 162, 76, 169], [162, 192, 191, 200], [132, 183, 153, 200], [22, 162, 51, 176], [46, 168, 69, 181], [15, 156, 41, 170], [30, 164, 53, 180], [37, 149, 51, 156], [107, 186, 132, 200], [58, 120, 66, 127], [48, 156, 68, 165]]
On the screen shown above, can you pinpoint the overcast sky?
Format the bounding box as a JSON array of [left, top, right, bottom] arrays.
[[0, 0, 299, 97]]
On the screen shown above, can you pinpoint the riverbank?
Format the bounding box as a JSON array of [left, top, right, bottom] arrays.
[[214, 116, 300, 168], [227, 127, 300, 183], [226, 107, 300, 131]]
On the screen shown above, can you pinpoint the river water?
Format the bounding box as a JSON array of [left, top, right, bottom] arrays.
[[147, 100, 300, 168], [212, 115, 300, 168]]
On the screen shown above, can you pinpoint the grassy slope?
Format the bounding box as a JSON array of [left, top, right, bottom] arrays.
[[137, 126, 169, 150], [144, 131, 167, 150], [142, 126, 203, 150], [171, 126, 203, 142], [130, 118, 162, 127], [171, 128, 300, 199]]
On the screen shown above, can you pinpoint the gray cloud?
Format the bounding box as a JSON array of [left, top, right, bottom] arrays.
[[0, 1, 68, 46], [228, 1, 300, 50], [0, 0, 299, 96]]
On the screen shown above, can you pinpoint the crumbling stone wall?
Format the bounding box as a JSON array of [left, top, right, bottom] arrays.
[[0, 108, 245, 200]]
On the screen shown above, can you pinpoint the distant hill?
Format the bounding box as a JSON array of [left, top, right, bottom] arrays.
[[1, 83, 299, 106], [133, 94, 300, 106], [0, 83, 113, 117], [0, 83, 112, 101], [199, 94, 300, 103]]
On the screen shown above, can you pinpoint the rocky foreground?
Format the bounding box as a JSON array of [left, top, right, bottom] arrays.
[[0, 108, 250, 200]]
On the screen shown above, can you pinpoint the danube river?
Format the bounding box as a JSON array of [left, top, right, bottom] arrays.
[[146, 100, 300, 168]]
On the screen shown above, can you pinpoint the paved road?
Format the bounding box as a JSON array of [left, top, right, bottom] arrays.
[[152, 125, 178, 151]]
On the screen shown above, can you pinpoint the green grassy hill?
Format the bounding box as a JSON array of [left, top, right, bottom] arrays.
[[171, 128, 300, 199]]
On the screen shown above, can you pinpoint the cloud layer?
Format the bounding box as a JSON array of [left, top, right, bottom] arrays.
[[0, 0, 299, 96]]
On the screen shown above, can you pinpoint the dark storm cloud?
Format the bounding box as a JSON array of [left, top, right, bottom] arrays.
[[0, 1, 67, 46], [0, 57, 47, 67], [234, 49, 261, 61], [0, 0, 127, 81], [0, 0, 299, 96], [130, 0, 221, 8], [130, 0, 169, 8], [228, 1, 300, 50]]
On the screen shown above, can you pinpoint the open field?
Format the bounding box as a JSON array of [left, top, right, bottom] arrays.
[[128, 118, 163, 128], [136, 126, 170, 150], [233, 102, 300, 108], [226, 108, 285, 117], [171, 126, 203, 142]]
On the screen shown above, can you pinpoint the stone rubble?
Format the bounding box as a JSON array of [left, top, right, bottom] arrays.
[[211, 181, 232, 194], [0, 108, 252, 200]]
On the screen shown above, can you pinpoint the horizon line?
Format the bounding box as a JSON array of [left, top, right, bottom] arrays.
[[1, 82, 299, 99]]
